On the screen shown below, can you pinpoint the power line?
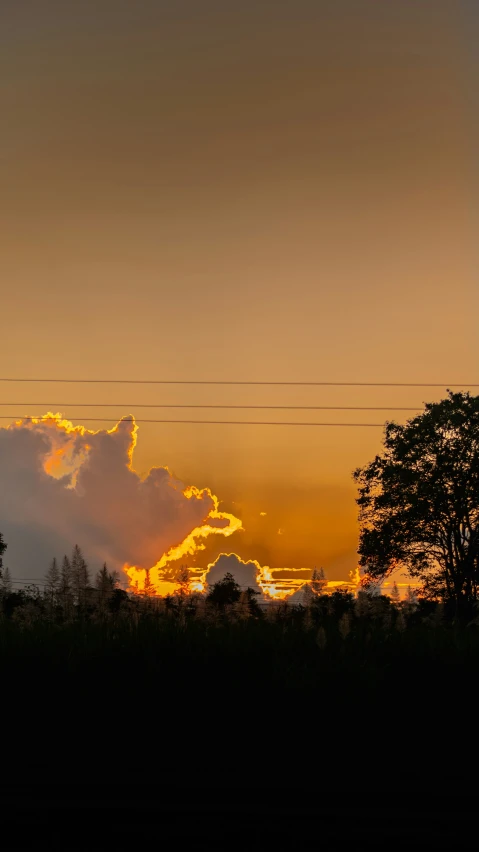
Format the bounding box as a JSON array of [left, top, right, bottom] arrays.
[[8, 579, 285, 590], [0, 403, 424, 411], [0, 416, 386, 427], [0, 378, 478, 387]]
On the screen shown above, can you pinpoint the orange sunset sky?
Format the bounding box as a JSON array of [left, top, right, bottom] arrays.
[[1, 1, 478, 591]]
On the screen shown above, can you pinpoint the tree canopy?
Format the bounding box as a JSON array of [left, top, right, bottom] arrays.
[[353, 392, 479, 612], [206, 572, 241, 608]]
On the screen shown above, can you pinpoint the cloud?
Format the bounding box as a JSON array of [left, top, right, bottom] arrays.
[[0, 414, 242, 586], [271, 569, 311, 579], [203, 552, 306, 600], [204, 553, 265, 594]]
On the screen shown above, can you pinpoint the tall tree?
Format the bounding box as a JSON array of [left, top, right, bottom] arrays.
[[59, 555, 72, 597], [70, 545, 90, 604], [95, 563, 119, 604], [45, 558, 60, 601], [143, 569, 156, 597], [310, 567, 327, 596], [175, 565, 191, 597], [390, 581, 401, 607], [354, 392, 479, 615]]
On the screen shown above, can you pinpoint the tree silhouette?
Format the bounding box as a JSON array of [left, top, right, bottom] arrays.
[[175, 566, 191, 597], [233, 586, 263, 618], [235, 589, 252, 619], [354, 392, 479, 616], [206, 572, 241, 608], [0, 532, 6, 578], [59, 555, 72, 597], [45, 558, 60, 602], [70, 545, 90, 605], [143, 569, 155, 597], [95, 563, 118, 607], [311, 567, 327, 595], [245, 587, 262, 617], [390, 582, 401, 607], [95, 563, 118, 590]]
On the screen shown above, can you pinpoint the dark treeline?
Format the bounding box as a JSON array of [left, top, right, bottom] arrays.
[[2, 547, 479, 693]]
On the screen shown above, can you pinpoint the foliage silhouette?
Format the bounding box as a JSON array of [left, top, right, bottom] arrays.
[[354, 391, 479, 617], [206, 572, 241, 608], [44, 557, 60, 601], [175, 565, 191, 597]]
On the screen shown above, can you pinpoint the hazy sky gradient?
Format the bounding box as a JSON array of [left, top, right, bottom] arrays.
[[1, 1, 477, 580]]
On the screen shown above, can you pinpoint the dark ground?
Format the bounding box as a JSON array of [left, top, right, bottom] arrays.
[[2, 681, 475, 849], [1, 619, 476, 847], [1, 781, 475, 848]]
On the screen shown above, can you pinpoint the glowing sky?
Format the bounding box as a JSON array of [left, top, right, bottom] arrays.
[[1, 1, 477, 585]]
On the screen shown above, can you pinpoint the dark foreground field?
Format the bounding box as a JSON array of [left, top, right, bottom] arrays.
[[1, 607, 477, 845]]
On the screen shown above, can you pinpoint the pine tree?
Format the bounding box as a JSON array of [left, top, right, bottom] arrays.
[[95, 563, 118, 604], [143, 569, 155, 597], [71, 545, 90, 603], [59, 555, 71, 596], [175, 565, 191, 597], [390, 581, 401, 607], [96, 563, 111, 592], [310, 567, 327, 596], [45, 557, 60, 601]]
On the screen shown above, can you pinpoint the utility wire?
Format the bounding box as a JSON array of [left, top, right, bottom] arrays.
[[0, 379, 478, 387], [0, 403, 424, 411], [0, 416, 387, 427]]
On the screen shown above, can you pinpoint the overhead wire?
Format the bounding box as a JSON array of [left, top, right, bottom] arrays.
[[0, 378, 478, 387], [0, 403, 424, 411], [0, 416, 388, 427]]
